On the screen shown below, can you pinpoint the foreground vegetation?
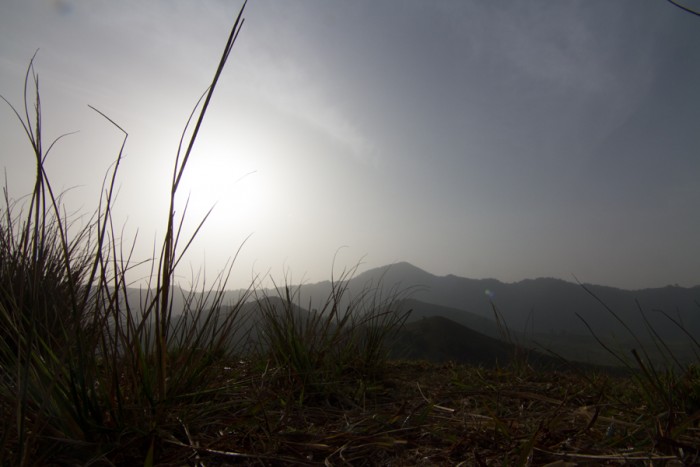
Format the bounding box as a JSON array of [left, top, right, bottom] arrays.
[[1, 4, 699, 465]]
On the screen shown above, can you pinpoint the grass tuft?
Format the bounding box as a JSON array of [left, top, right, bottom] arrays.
[[0, 4, 249, 465], [254, 263, 411, 406]]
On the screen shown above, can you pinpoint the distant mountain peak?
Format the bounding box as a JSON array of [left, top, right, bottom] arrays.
[[353, 261, 435, 286], [362, 261, 426, 273]]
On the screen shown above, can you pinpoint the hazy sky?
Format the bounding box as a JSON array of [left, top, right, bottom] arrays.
[[1, 0, 699, 290]]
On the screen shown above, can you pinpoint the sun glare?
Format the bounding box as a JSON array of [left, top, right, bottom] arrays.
[[179, 136, 274, 231]]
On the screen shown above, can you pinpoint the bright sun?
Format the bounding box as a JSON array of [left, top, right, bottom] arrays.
[[179, 136, 274, 231]]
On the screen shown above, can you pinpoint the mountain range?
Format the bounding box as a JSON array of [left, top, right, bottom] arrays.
[[128, 262, 700, 368]]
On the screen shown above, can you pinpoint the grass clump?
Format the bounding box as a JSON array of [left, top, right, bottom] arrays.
[[0, 5, 250, 465], [255, 265, 410, 405], [574, 284, 700, 464]]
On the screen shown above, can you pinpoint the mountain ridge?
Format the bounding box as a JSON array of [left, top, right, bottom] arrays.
[[237, 262, 700, 366], [122, 262, 699, 367]]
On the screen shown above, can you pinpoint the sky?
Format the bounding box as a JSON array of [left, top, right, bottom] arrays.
[[1, 0, 699, 290]]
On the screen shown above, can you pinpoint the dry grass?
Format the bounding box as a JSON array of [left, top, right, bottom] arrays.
[[118, 359, 698, 466]]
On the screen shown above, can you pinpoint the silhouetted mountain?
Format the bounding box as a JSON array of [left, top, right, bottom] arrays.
[[344, 263, 700, 343], [352, 261, 437, 291], [390, 315, 604, 372], [401, 298, 501, 338], [390, 315, 517, 366], [118, 262, 700, 368]]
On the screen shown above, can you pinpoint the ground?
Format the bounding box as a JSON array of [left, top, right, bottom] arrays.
[[147, 360, 698, 466]]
